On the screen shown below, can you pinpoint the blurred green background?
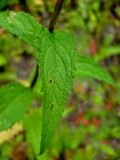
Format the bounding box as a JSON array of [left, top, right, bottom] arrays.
[[0, 0, 120, 159]]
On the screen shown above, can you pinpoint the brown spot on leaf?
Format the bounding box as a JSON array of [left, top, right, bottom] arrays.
[[49, 79, 53, 84], [50, 104, 54, 110]]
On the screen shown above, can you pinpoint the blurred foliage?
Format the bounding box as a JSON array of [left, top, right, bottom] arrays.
[[0, 0, 120, 159]]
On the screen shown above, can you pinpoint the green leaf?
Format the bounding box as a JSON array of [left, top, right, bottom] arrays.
[[0, 55, 7, 66], [95, 46, 120, 62], [23, 108, 42, 156], [0, 82, 32, 131], [36, 30, 76, 154], [0, 11, 44, 47], [101, 144, 116, 155], [74, 55, 114, 85]]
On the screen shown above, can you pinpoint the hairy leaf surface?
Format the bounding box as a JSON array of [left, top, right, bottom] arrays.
[[0, 82, 32, 131], [36, 30, 76, 154], [74, 55, 114, 85], [0, 11, 44, 47]]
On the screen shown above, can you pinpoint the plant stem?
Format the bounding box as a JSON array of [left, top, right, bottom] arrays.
[[30, 64, 39, 89], [49, 0, 65, 32]]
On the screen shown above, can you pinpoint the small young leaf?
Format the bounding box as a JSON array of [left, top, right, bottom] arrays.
[[36, 30, 76, 154], [0, 82, 32, 131], [74, 55, 114, 85], [0, 11, 44, 47], [23, 108, 42, 156]]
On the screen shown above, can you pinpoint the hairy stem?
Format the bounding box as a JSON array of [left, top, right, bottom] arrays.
[[49, 0, 65, 32]]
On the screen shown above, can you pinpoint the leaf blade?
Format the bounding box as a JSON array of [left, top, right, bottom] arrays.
[[23, 108, 42, 156], [0, 82, 32, 131], [36, 30, 76, 154], [74, 55, 114, 85], [0, 11, 44, 47]]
